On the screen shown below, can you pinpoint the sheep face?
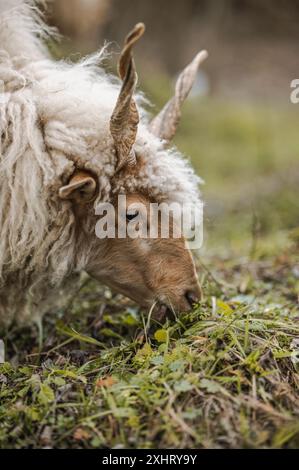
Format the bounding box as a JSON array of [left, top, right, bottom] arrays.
[[94, 192, 202, 313], [60, 175, 202, 314]]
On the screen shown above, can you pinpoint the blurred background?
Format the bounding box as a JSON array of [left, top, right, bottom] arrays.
[[47, 0, 299, 259]]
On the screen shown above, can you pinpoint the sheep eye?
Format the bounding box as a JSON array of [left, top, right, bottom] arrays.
[[126, 210, 139, 221]]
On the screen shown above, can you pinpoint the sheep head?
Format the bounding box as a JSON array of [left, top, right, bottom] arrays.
[[58, 24, 207, 318]]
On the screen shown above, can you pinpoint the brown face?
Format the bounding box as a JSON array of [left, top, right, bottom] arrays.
[[90, 193, 202, 313], [59, 172, 202, 315]]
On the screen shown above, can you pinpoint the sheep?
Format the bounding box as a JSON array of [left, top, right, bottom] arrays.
[[0, 0, 207, 328]]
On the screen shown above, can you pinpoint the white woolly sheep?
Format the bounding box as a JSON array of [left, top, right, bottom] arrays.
[[0, 0, 207, 328]]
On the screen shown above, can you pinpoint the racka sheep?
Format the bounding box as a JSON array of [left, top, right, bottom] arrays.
[[0, 0, 207, 328]]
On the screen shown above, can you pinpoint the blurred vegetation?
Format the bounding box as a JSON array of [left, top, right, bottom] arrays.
[[48, 0, 299, 101], [142, 74, 299, 257]]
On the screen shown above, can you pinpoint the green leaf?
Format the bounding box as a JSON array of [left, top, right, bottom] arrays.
[[169, 359, 187, 372], [53, 369, 87, 384], [150, 355, 164, 366], [25, 406, 40, 421], [216, 299, 233, 316], [38, 384, 55, 405], [51, 376, 66, 387], [174, 380, 193, 392], [200, 379, 222, 394], [134, 343, 153, 364], [154, 329, 168, 343], [138, 343, 153, 357], [100, 328, 123, 340], [17, 385, 30, 398], [91, 437, 102, 448], [56, 321, 105, 347]]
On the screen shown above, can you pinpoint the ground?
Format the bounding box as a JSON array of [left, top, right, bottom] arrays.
[[0, 93, 298, 449]]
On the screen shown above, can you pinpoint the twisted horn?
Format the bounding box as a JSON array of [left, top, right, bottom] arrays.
[[150, 50, 208, 141], [110, 23, 145, 172]]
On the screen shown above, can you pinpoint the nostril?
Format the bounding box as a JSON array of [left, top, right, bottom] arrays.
[[185, 291, 200, 308]]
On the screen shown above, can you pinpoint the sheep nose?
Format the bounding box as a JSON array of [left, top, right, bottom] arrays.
[[185, 290, 201, 309]]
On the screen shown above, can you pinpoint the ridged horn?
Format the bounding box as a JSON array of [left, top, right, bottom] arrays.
[[150, 50, 208, 141], [110, 23, 145, 172]]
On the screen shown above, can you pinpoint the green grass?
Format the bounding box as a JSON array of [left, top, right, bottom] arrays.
[[1, 95, 299, 448], [143, 73, 299, 253], [1, 240, 299, 448]]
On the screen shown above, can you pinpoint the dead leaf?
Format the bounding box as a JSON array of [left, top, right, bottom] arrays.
[[95, 376, 116, 388], [73, 428, 91, 441]]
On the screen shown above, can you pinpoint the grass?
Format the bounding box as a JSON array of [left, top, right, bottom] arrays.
[[0, 94, 299, 448], [1, 239, 299, 448]]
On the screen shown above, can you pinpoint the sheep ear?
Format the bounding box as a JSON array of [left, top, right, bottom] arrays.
[[59, 171, 97, 203]]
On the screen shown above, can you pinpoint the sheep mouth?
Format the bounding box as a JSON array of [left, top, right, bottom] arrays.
[[154, 304, 174, 322], [136, 304, 173, 343]]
